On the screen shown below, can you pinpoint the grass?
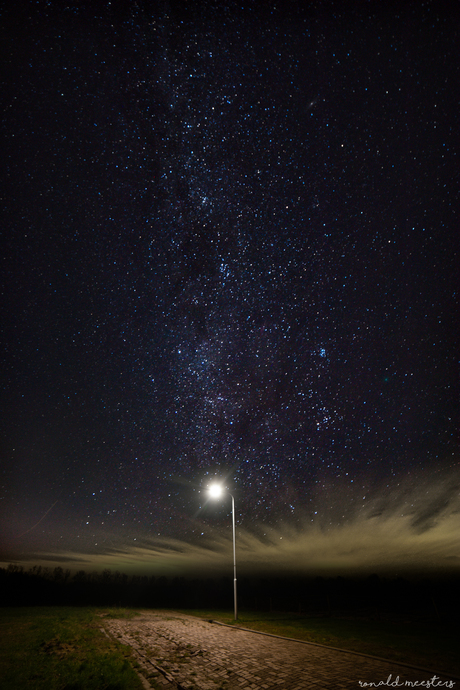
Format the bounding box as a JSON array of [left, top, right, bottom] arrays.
[[0, 607, 145, 690], [177, 609, 460, 677]]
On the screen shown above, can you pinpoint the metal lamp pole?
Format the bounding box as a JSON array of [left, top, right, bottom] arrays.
[[209, 484, 238, 620], [231, 492, 237, 621]]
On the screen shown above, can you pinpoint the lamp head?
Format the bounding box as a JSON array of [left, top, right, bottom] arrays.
[[209, 483, 223, 499]]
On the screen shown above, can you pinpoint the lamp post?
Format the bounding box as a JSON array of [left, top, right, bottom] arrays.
[[208, 483, 237, 620]]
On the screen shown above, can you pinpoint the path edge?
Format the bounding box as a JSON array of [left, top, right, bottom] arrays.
[[209, 619, 460, 681]]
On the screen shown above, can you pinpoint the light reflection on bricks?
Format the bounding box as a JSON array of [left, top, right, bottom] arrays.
[[103, 611, 456, 690]]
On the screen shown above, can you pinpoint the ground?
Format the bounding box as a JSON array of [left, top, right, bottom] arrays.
[[102, 610, 458, 690]]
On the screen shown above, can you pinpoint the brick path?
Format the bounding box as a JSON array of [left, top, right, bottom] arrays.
[[103, 611, 457, 690]]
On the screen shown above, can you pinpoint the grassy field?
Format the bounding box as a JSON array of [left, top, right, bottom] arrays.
[[0, 607, 145, 690], [178, 609, 460, 677]]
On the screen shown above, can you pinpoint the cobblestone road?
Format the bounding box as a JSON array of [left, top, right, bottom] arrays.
[[103, 611, 456, 690]]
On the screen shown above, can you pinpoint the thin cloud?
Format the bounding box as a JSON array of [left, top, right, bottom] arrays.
[[2, 467, 459, 577]]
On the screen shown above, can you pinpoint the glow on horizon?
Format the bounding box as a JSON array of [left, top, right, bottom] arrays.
[[2, 467, 460, 579]]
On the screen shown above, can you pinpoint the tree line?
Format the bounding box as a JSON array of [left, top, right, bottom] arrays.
[[1, 564, 458, 621]]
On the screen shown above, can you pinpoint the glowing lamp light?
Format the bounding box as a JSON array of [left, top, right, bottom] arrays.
[[208, 483, 223, 499]]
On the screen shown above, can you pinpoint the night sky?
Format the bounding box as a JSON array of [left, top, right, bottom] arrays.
[[1, 0, 459, 579]]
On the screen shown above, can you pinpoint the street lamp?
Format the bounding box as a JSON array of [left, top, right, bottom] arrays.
[[208, 483, 237, 620]]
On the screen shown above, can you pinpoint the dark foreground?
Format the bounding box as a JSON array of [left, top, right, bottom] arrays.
[[0, 607, 459, 689]]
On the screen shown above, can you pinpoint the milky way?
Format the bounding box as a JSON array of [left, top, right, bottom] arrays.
[[1, 1, 458, 574]]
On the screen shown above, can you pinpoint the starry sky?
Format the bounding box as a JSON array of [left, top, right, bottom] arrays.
[[1, 0, 459, 579]]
